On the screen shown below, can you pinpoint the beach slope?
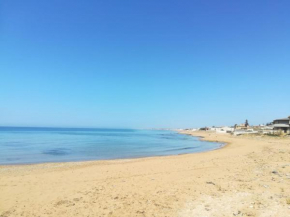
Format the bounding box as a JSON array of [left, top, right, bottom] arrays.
[[1, 131, 290, 217]]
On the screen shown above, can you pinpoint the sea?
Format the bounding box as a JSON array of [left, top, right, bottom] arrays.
[[0, 127, 223, 165]]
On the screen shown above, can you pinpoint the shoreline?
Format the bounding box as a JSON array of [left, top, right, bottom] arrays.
[[180, 130, 230, 150], [1, 131, 290, 217]]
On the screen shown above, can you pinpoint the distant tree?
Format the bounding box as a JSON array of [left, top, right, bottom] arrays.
[[234, 124, 237, 129], [245, 120, 249, 127]]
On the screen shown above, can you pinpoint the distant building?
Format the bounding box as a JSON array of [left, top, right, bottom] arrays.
[[234, 123, 248, 130], [199, 127, 209, 131], [273, 117, 290, 133], [209, 126, 234, 133]]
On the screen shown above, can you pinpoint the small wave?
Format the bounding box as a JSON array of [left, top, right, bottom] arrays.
[[160, 136, 190, 140], [6, 157, 21, 161], [165, 147, 196, 152], [2, 142, 28, 147]]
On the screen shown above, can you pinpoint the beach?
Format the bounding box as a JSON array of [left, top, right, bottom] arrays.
[[1, 131, 290, 217]]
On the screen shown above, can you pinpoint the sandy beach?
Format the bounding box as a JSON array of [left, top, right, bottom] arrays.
[[1, 131, 290, 217]]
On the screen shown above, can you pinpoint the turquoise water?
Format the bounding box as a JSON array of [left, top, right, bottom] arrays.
[[0, 127, 223, 165]]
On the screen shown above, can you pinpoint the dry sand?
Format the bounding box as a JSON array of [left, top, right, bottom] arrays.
[[1, 131, 290, 217]]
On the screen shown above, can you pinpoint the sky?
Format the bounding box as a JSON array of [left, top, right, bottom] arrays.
[[0, 0, 290, 129]]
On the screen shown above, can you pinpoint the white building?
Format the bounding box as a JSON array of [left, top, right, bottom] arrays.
[[209, 126, 234, 134]]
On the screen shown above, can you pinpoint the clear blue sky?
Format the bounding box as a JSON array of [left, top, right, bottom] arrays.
[[1, 0, 289, 128]]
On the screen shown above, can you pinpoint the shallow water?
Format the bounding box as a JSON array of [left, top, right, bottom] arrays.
[[0, 127, 223, 165]]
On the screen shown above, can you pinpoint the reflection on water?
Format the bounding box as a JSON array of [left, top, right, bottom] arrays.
[[42, 148, 72, 156]]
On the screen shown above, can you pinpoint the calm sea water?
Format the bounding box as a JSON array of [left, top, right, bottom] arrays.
[[0, 127, 223, 165]]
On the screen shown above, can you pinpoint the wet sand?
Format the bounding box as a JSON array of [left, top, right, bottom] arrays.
[[1, 131, 290, 217]]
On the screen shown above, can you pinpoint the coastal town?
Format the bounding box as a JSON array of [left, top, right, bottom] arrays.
[[183, 116, 290, 136]]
